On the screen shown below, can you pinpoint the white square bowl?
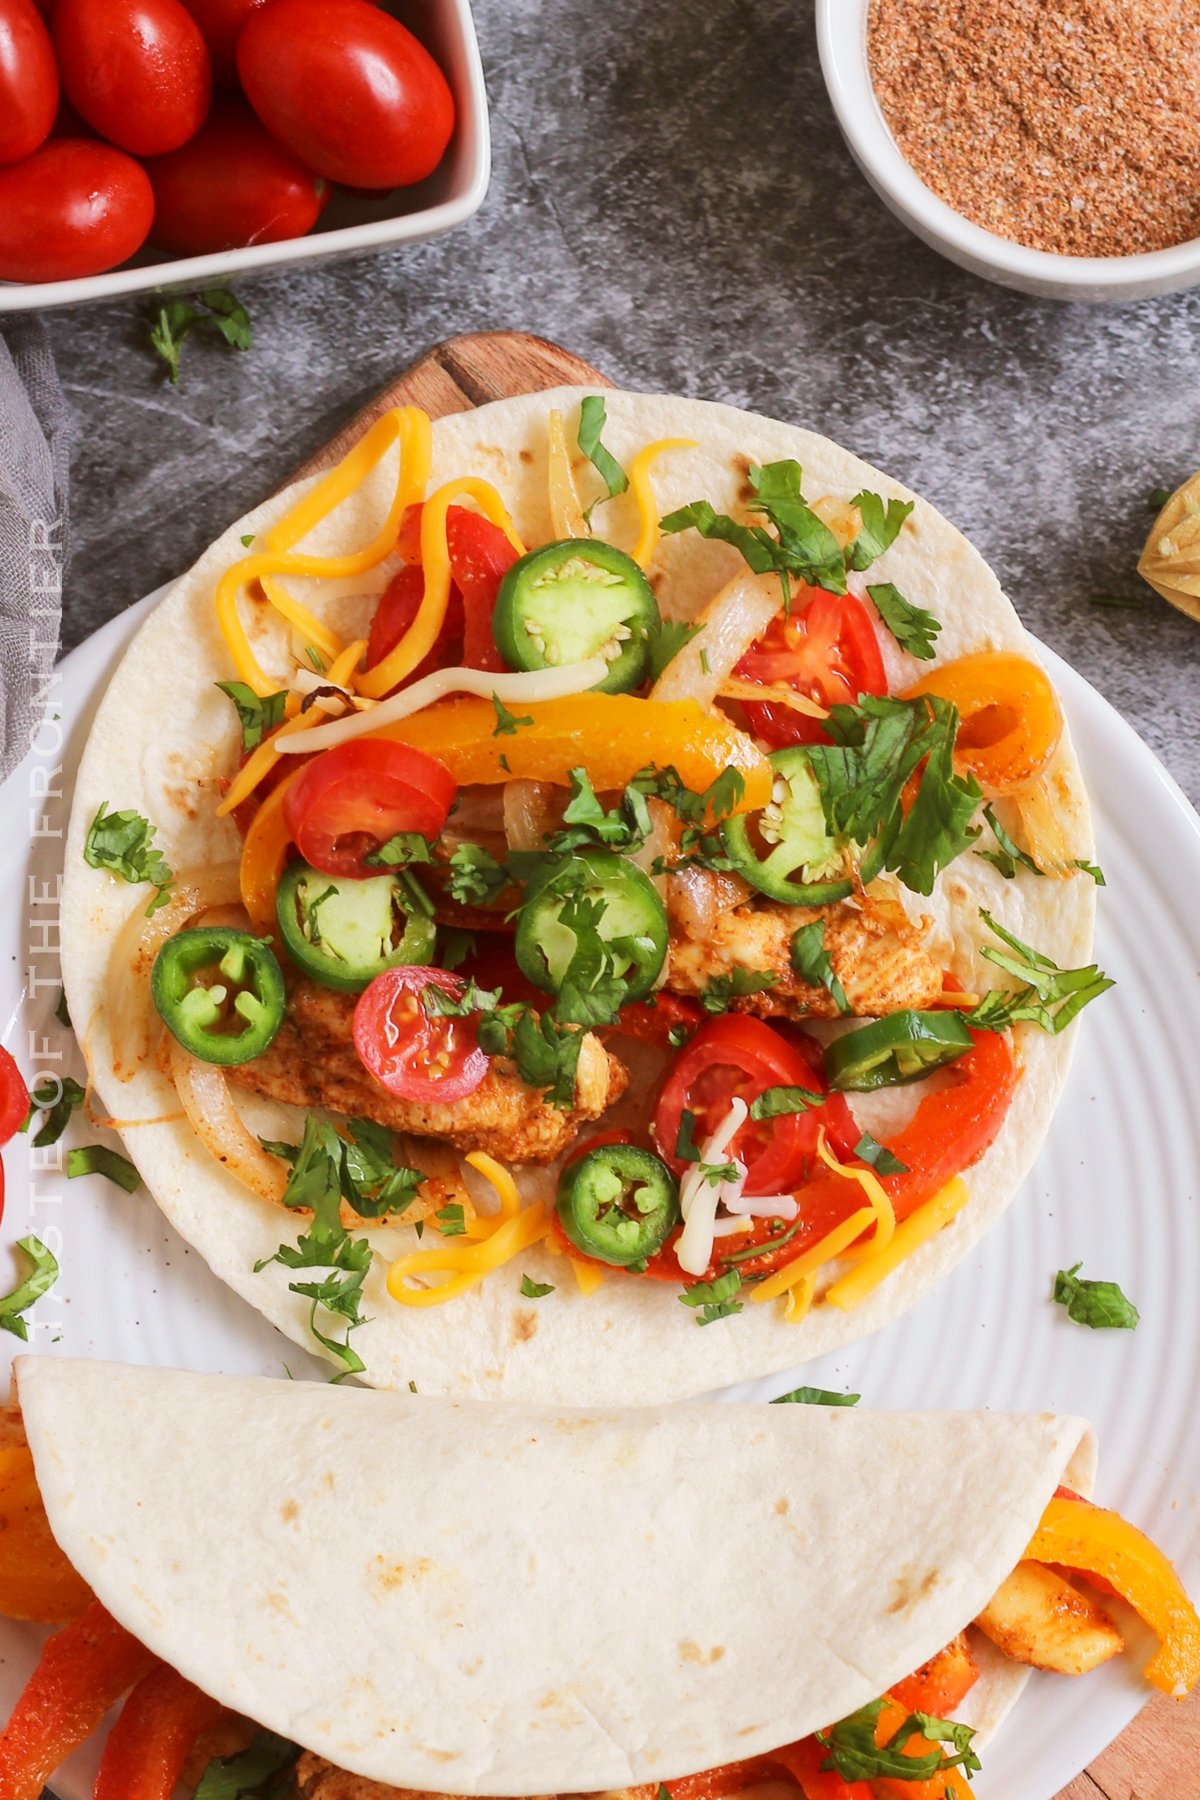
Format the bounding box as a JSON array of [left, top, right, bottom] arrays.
[[816, 0, 1200, 303], [0, 0, 490, 314]]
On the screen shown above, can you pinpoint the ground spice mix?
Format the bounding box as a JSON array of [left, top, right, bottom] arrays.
[[867, 0, 1200, 257]]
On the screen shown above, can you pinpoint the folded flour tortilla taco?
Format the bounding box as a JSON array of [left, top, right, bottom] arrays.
[[60, 389, 1109, 1399], [0, 1359, 1196, 1800]]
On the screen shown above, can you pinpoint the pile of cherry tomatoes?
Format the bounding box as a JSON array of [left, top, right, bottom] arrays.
[[0, 0, 456, 284]]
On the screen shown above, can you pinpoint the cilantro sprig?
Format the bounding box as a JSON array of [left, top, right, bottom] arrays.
[[966, 911, 1113, 1035], [867, 581, 940, 659], [1054, 1263, 1139, 1330], [545, 767, 653, 856], [679, 1269, 743, 1325], [492, 695, 533, 737], [643, 618, 701, 681], [149, 287, 252, 384], [84, 802, 175, 917]]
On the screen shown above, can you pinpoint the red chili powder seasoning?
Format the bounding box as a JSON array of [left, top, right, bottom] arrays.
[[867, 0, 1200, 257]]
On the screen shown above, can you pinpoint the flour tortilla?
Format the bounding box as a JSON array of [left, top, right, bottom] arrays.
[[59, 389, 1096, 1403], [17, 1356, 1097, 1794]]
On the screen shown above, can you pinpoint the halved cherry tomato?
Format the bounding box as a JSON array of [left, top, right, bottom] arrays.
[[93, 1663, 223, 1800], [367, 564, 465, 688], [145, 100, 329, 254], [354, 965, 488, 1103], [0, 1047, 29, 1146], [178, 0, 266, 85], [0, 139, 154, 281], [391, 503, 518, 675], [53, 0, 212, 157], [654, 1014, 858, 1195], [282, 739, 455, 880], [237, 0, 454, 189], [0, 0, 58, 166], [736, 585, 888, 750]]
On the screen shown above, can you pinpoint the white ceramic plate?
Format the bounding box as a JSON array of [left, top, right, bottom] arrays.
[[0, 597, 1197, 1800]]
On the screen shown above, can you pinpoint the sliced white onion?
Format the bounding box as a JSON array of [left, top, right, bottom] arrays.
[[711, 1215, 754, 1238], [276, 660, 609, 755], [107, 864, 243, 1081], [168, 1037, 288, 1206], [649, 568, 781, 711], [504, 779, 561, 852]]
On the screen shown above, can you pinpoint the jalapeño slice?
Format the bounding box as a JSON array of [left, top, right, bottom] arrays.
[[152, 928, 285, 1066], [492, 539, 659, 694], [276, 860, 437, 994], [721, 745, 886, 904], [557, 1143, 680, 1266], [824, 1010, 974, 1091], [514, 848, 668, 1004]]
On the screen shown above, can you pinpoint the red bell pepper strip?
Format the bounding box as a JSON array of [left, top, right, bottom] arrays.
[[390, 501, 518, 673], [771, 1735, 872, 1799], [0, 1601, 158, 1800], [93, 1663, 224, 1800]]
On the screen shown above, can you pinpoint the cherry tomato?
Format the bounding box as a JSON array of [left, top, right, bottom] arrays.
[[367, 564, 465, 687], [282, 738, 455, 880], [53, 0, 212, 157], [0, 139, 154, 282], [0, 1047, 29, 1146], [737, 585, 888, 750], [178, 0, 265, 85], [354, 965, 488, 1103], [145, 100, 329, 254], [237, 0, 454, 189], [369, 505, 517, 686], [653, 1013, 857, 1195], [0, 0, 58, 166]]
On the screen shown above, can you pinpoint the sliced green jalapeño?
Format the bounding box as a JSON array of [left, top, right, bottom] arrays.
[[152, 927, 285, 1066], [557, 1144, 680, 1266], [514, 848, 668, 1003], [824, 1010, 974, 1091], [721, 745, 886, 904], [275, 860, 436, 994], [493, 539, 659, 694]]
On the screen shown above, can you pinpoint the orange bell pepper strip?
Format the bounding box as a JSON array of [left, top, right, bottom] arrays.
[[371, 693, 772, 811], [239, 766, 301, 933], [772, 1736, 872, 1799], [1025, 1495, 1200, 1698], [93, 1663, 224, 1800], [855, 1697, 974, 1800], [903, 651, 1062, 796], [0, 1601, 158, 1800], [887, 1634, 979, 1719], [0, 1410, 92, 1624]]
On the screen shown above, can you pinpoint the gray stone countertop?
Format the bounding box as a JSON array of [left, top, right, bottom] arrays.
[[43, 0, 1200, 804]]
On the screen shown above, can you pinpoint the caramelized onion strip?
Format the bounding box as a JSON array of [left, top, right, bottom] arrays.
[[106, 864, 243, 1081], [168, 1038, 288, 1206]]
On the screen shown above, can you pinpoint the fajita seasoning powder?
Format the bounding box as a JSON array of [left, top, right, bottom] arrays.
[[867, 0, 1200, 257]]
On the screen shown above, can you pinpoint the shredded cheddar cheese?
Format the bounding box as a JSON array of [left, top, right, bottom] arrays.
[[825, 1177, 970, 1312], [629, 438, 697, 569], [783, 1270, 816, 1323], [356, 479, 527, 700], [570, 1258, 606, 1296], [814, 1129, 896, 1259], [717, 677, 829, 719], [385, 1201, 552, 1307], [749, 1206, 877, 1305]]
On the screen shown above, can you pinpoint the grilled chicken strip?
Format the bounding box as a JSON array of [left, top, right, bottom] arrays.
[[974, 1561, 1123, 1675], [295, 1755, 552, 1800], [664, 870, 943, 1020], [225, 977, 628, 1165]]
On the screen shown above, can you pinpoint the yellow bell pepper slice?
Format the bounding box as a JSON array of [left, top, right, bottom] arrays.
[[373, 692, 771, 811], [1026, 1495, 1200, 1697], [0, 1414, 93, 1624], [239, 768, 301, 932]]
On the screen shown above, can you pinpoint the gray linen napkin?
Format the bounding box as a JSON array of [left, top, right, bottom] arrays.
[[0, 318, 71, 784]]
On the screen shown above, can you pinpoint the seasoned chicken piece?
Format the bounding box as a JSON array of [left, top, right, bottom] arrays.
[[974, 1560, 1123, 1675], [224, 977, 627, 1165], [294, 1755, 553, 1800], [665, 872, 942, 1020]]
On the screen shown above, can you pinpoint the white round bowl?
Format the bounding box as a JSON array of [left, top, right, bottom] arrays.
[[816, 0, 1200, 303]]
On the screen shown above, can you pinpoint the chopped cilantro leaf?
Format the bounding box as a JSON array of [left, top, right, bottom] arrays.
[[436, 1203, 467, 1236], [643, 618, 701, 682], [772, 1386, 860, 1406], [675, 1108, 702, 1162], [439, 927, 477, 971], [679, 1269, 743, 1325], [853, 1131, 908, 1176], [545, 767, 652, 855], [974, 802, 1043, 879], [365, 831, 434, 869], [84, 802, 174, 916], [216, 681, 287, 753], [662, 459, 846, 607], [817, 1699, 981, 1784], [446, 843, 510, 907], [240, 533, 255, 548], [0, 1236, 58, 1341], [511, 1009, 583, 1108], [148, 288, 251, 384], [55, 988, 71, 1029], [699, 967, 777, 1014], [577, 395, 628, 497], [1054, 1262, 1139, 1330], [1148, 486, 1171, 510], [492, 694, 533, 737], [966, 910, 1114, 1035], [845, 491, 914, 573], [21, 1075, 85, 1147], [750, 1084, 824, 1120], [67, 1144, 141, 1191], [791, 920, 849, 1014], [1073, 859, 1106, 885], [866, 581, 940, 659], [520, 1274, 555, 1298], [194, 1728, 300, 1800]]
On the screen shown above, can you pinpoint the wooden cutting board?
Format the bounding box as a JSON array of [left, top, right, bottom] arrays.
[[275, 329, 1195, 1800]]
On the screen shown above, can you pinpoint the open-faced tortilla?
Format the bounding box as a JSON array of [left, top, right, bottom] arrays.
[[59, 388, 1098, 1402], [16, 1357, 1107, 1793]]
